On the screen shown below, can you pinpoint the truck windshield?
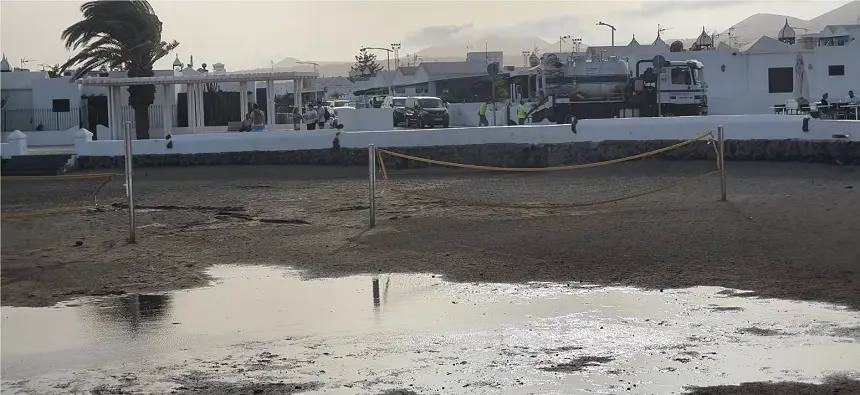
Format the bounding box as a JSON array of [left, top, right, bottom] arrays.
[[692, 68, 702, 85], [392, 98, 406, 106]]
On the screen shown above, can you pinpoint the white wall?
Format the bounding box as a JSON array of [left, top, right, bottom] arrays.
[[336, 108, 394, 131], [72, 115, 859, 157], [1, 126, 80, 146]]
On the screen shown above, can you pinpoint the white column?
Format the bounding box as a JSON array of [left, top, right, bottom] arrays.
[[161, 84, 172, 137], [239, 81, 248, 118], [112, 86, 123, 140], [107, 86, 116, 139], [195, 83, 205, 131], [266, 80, 275, 127], [293, 79, 302, 109], [186, 83, 195, 130]]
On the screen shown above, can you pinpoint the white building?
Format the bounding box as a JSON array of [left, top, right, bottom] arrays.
[[577, 23, 859, 115]]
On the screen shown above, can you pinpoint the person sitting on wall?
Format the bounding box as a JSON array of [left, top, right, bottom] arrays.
[[250, 103, 266, 132], [847, 90, 859, 105]]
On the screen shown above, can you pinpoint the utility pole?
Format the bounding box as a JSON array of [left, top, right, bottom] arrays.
[[597, 21, 617, 46]]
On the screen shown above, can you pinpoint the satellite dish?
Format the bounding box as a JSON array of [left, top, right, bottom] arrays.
[[652, 55, 667, 70]]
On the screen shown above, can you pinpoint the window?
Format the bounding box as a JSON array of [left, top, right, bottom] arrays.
[[767, 67, 793, 93], [828, 65, 845, 76], [52, 99, 71, 112]]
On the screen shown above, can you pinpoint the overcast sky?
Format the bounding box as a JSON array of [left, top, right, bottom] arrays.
[[0, 0, 849, 71]]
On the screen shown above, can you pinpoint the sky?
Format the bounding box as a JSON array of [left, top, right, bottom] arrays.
[[0, 0, 851, 71]]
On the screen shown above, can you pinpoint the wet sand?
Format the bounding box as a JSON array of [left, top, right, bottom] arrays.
[[2, 161, 860, 393]]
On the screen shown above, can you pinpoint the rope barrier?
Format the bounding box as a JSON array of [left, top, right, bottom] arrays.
[[1, 172, 120, 181], [376, 130, 721, 209], [378, 131, 714, 172]]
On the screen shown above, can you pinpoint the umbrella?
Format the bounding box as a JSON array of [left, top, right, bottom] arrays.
[[793, 54, 810, 106]]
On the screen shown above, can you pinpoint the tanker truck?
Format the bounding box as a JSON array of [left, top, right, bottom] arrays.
[[515, 54, 708, 123]]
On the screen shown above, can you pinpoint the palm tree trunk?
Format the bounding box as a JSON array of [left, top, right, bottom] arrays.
[[133, 104, 151, 139]]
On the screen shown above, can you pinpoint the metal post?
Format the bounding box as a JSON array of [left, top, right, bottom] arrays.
[[718, 125, 727, 201], [123, 121, 136, 243], [368, 144, 376, 228]]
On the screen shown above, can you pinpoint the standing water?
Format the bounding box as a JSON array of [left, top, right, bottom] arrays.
[[2, 265, 859, 394]]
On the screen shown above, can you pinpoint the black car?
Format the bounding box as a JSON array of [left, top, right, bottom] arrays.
[[404, 97, 449, 128], [383, 96, 408, 126]]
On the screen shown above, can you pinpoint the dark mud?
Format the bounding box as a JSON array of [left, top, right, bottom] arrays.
[[685, 375, 860, 394], [539, 356, 614, 372]]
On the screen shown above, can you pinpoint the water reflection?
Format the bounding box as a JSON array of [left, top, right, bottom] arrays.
[[372, 277, 381, 309], [87, 293, 172, 337]]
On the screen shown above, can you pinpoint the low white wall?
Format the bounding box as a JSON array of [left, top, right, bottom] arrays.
[[447, 103, 511, 127], [1, 126, 80, 146], [73, 115, 859, 157], [337, 108, 394, 132]]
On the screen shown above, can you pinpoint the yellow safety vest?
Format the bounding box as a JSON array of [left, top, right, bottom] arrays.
[[479, 102, 487, 115], [518, 104, 526, 119]]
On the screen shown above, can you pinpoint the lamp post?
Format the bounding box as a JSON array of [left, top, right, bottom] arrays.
[[521, 50, 530, 67], [390, 43, 402, 68], [597, 21, 617, 47], [360, 46, 393, 71]]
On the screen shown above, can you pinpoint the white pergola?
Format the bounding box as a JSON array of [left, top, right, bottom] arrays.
[[81, 70, 317, 138]]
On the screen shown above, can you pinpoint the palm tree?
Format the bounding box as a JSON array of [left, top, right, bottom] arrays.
[[60, 0, 178, 139]]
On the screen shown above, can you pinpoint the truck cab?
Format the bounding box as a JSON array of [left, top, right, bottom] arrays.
[[635, 59, 708, 116]]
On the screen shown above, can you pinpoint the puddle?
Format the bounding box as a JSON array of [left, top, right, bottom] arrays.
[[2, 265, 860, 394]]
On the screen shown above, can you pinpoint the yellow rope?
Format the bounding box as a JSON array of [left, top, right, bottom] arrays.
[[378, 131, 714, 172], [385, 170, 719, 209]]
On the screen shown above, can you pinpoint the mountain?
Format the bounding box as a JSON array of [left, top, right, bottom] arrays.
[[415, 35, 556, 65], [721, 0, 860, 45], [808, 0, 860, 28]]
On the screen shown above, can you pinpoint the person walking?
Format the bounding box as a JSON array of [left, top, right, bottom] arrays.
[[517, 100, 527, 125], [250, 103, 266, 132], [292, 107, 302, 130], [478, 99, 489, 126]]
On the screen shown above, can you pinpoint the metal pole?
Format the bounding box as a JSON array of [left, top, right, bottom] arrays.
[[123, 121, 136, 243], [368, 144, 376, 228], [718, 125, 726, 201]]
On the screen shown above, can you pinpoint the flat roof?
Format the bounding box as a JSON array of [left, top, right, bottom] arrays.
[[80, 70, 318, 86]]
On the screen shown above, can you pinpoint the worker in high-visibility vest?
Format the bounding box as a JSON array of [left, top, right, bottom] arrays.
[[517, 100, 527, 125], [478, 99, 489, 126]]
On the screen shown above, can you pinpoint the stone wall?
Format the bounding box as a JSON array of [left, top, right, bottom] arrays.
[[76, 139, 859, 170]]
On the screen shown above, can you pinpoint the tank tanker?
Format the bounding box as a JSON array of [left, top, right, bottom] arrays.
[[522, 53, 709, 121], [539, 55, 630, 100]]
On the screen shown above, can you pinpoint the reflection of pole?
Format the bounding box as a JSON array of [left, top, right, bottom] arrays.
[[123, 121, 136, 243], [718, 125, 727, 201], [372, 277, 380, 308], [368, 144, 376, 228]]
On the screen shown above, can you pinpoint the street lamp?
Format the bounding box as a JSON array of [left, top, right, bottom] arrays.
[[559, 35, 572, 52], [390, 43, 402, 68], [360, 46, 393, 71], [521, 50, 530, 67], [597, 21, 617, 47]]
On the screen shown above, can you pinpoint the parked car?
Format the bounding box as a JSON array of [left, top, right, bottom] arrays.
[[382, 96, 408, 127], [404, 96, 449, 128]]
